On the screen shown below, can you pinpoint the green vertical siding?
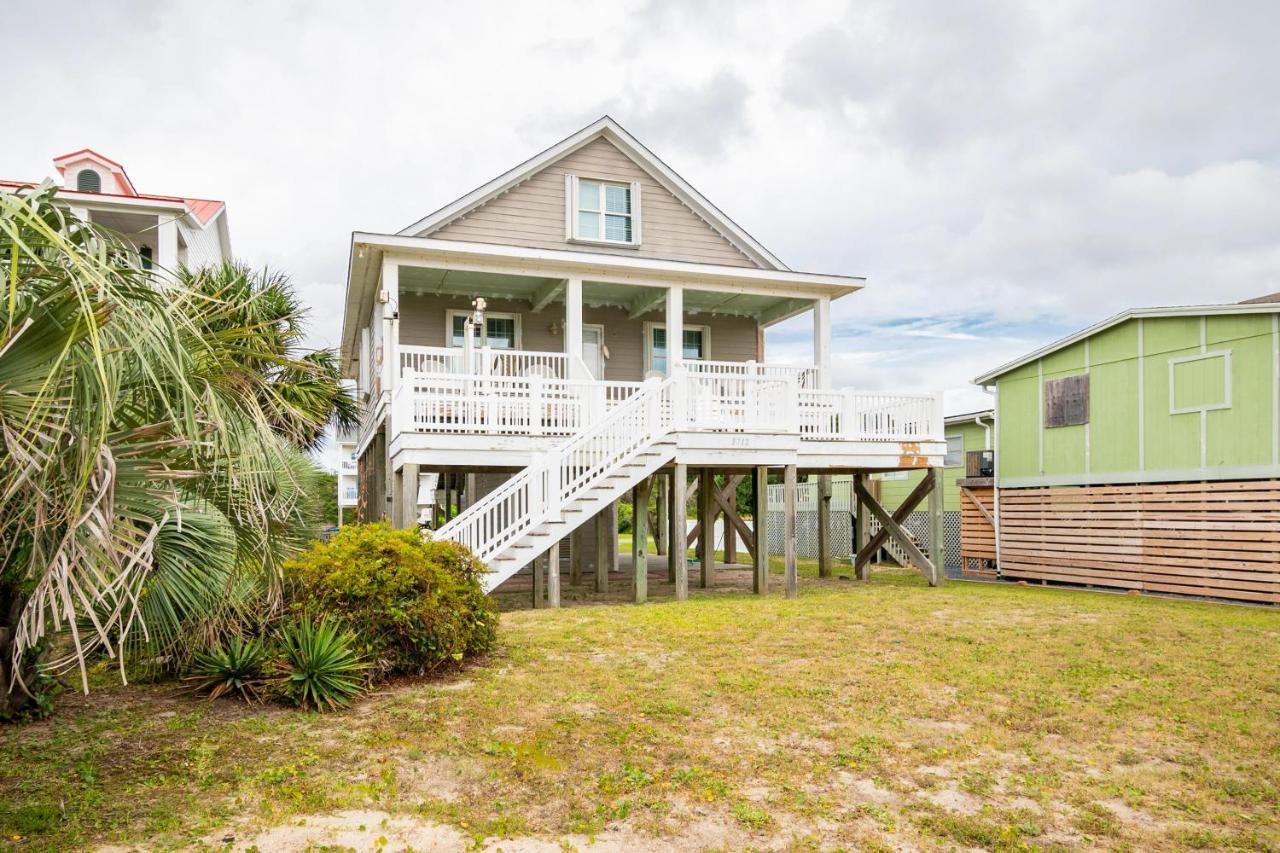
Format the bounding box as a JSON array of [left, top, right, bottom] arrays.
[[992, 310, 1280, 486], [1088, 322, 1140, 473], [995, 362, 1040, 479], [1207, 314, 1272, 467], [878, 419, 991, 513], [1142, 316, 1202, 471]]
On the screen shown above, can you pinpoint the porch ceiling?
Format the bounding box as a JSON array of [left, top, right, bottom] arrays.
[[398, 266, 809, 322]]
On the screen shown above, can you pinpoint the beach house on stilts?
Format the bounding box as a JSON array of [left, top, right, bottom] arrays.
[[339, 117, 947, 603]]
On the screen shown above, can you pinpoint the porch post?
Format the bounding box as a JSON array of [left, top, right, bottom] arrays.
[[753, 466, 769, 594], [595, 505, 610, 593], [547, 539, 561, 607], [853, 472, 869, 581], [565, 277, 583, 379], [817, 474, 832, 578], [632, 477, 651, 603], [784, 464, 798, 598], [665, 285, 684, 376], [654, 473, 669, 556], [698, 468, 714, 588], [814, 296, 832, 389], [532, 550, 545, 608], [156, 214, 179, 276], [670, 463, 688, 599], [928, 467, 945, 586], [570, 527, 583, 586]]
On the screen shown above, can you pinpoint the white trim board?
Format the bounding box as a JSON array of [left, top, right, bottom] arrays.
[[998, 464, 1280, 490], [398, 116, 786, 270]]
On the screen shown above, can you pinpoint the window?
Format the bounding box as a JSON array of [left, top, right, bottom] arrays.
[[645, 323, 708, 374], [447, 310, 520, 349], [76, 169, 102, 192], [567, 175, 640, 244], [1044, 373, 1089, 428], [139, 245, 153, 270], [1169, 351, 1232, 414], [944, 434, 964, 467]]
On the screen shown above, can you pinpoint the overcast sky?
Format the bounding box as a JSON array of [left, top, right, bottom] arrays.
[[7, 0, 1279, 416]]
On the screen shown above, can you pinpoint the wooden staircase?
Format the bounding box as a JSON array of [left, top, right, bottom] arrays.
[[434, 376, 679, 591]]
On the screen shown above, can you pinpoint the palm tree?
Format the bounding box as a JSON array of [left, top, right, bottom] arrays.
[[0, 184, 353, 716]]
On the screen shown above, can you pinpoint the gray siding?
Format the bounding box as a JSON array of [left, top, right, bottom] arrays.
[[427, 137, 760, 269], [398, 293, 760, 382]]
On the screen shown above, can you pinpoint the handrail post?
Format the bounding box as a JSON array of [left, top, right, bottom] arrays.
[[671, 366, 687, 431], [545, 450, 562, 521], [530, 375, 543, 435], [842, 390, 858, 440]]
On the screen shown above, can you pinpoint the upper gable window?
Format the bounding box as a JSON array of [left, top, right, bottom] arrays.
[[76, 169, 102, 193], [567, 176, 641, 245]]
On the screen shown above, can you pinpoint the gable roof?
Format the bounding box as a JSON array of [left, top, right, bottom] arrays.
[[399, 116, 787, 271], [973, 302, 1280, 386], [53, 148, 138, 195]]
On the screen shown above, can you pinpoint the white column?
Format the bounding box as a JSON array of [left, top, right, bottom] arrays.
[[565, 277, 583, 379], [382, 259, 400, 431], [665, 285, 684, 376], [156, 215, 179, 275], [814, 296, 832, 389]]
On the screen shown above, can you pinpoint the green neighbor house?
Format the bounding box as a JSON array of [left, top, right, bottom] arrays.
[[973, 299, 1280, 604], [873, 410, 994, 575]]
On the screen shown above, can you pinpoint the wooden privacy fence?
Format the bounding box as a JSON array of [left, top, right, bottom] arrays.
[[959, 485, 996, 578], [998, 480, 1280, 604]]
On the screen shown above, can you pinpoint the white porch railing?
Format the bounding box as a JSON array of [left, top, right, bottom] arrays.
[[685, 359, 820, 389], [393, 346, 943, 443], [400, 345, 572, 379], [393, 372, 643, 436], [798, 389, 943, 442]]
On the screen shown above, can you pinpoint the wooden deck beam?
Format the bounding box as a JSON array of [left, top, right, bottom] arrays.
[[853, 475, 940, 586]]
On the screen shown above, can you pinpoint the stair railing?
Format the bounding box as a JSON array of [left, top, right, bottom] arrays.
[[434, 375, 676, 564]]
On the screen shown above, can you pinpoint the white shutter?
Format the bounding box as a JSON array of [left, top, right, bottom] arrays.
[[629, 180, 642, 245], [564, 174, 577, 240]]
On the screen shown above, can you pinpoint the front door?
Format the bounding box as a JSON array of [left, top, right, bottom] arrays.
[[582, 324, 605, 379]]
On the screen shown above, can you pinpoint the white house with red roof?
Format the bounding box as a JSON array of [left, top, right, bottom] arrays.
[[1, 149, 231, 270]]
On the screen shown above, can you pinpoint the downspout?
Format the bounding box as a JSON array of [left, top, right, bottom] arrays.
[[981, 387, 1000, 574]]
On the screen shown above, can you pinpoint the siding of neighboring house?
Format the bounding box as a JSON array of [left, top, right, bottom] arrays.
[[988, 311, 1280, 604], [996, 314, 1279, 485], [397, 293, 761, 381], [427, 137, 761, 269], [179, 218, 226, 269]]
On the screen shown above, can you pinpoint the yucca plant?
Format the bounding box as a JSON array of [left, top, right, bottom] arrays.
[[274, 615, 366, 711], [187, 636, 268, 702]]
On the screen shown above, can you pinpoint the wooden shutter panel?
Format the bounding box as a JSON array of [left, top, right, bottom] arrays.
[[1044, 373, 1089, 428]]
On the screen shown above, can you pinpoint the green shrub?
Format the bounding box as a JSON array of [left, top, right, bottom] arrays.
[[188, 635, 268, 702], [283, 523, 497, 676], [617, 500, 634, 534], [274, 614, 366, 711]]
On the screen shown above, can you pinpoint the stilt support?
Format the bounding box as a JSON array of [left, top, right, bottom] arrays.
[[853, 473, 940, 586], [670, 463, 688, 600], [698, 468, 714, 588], [633, 477, 651, 603], [753, 466, 769, 594], [817, 474, 832, 578], [784, 464, 798, 598]]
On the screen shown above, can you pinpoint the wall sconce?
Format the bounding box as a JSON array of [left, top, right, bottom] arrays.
[[548, 319, 563, 336]]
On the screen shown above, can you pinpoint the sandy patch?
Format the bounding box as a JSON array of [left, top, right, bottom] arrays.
[[920, 784, 982, 815]]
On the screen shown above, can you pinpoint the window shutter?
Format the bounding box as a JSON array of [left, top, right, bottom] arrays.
[[564, 174, 577, 240], [1044, 373, 1089, 428], [77, 169, 101, 193], [629, 180, 642, 244]]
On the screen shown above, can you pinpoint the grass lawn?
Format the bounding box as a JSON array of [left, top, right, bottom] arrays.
[[3, 562, 1279, 851]]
